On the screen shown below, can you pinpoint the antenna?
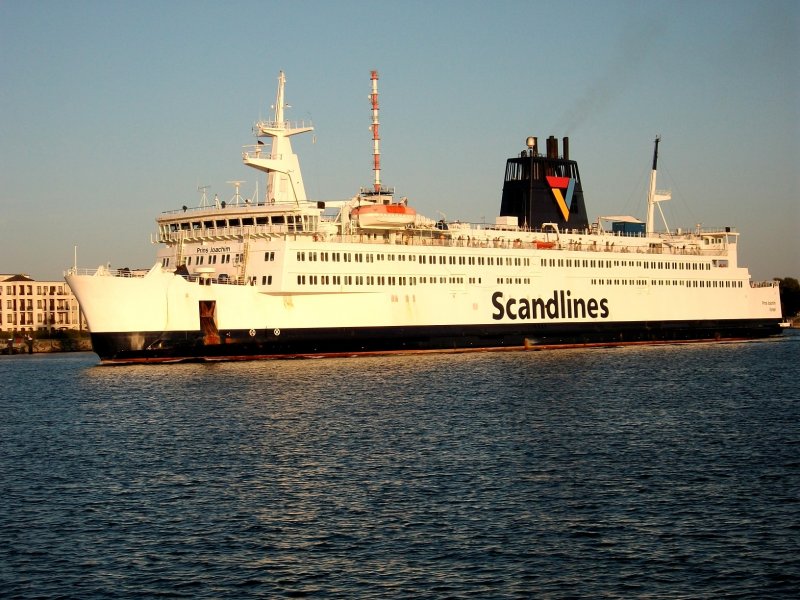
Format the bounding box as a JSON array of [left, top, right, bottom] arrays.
[[197, 185, 210, 208], [370, 70, 381, 193], [227, 180, 246, 205]]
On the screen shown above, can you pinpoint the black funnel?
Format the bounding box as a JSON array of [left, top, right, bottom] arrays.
[[499, 136, 589, 230]]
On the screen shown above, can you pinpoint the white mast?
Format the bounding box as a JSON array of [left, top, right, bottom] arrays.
[[645, 135, 672, 235], [243, 71, 313, 205]]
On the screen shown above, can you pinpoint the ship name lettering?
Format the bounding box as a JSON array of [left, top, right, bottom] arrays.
[[491, 290, 609, 321], [210, 246, 231, 253]]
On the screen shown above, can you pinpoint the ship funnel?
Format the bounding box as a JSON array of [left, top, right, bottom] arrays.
[[499, 133, 589, 230]]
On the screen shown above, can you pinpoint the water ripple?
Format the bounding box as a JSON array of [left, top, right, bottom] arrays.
[[1, 335, 799, 598]]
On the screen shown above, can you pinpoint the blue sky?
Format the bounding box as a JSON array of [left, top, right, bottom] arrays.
[[1, 0, 797, 280]]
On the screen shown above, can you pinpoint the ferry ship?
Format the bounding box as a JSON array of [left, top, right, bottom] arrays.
[[65, 71, 783, 364]]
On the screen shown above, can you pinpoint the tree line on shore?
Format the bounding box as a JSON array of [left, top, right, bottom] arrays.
[[776, 277, 800, 320]]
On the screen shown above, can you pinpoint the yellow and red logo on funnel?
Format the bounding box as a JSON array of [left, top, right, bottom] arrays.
[[546, 176, 575, 221]]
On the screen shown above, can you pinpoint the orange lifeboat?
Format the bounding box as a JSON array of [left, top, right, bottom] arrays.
[[351, 203, 416, 228]]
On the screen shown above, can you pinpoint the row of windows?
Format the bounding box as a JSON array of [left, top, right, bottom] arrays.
[[0, 312, 74, 326], [294, 251, 532, 268], [6, 299, 71, 310], [161, 253, 243, 268], [289, 273, 745, 290], [592, 279, 744, 288], [185, 254, 239, 267], [167, 247, 722, 274], [2, 285, 68, 296], [166, 213, 316, 232], [295, 275, 480, 287], [544, 258, 712, 271], [288, 250, 717, 273], [174, 248, 720, 279], [497, 278, 533, 285]]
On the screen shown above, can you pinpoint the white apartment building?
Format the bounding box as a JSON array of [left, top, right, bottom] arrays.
[[0, 274, 84, 333]]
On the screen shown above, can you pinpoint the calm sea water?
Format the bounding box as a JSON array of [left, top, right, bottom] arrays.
[[2, 333, 799, 599]]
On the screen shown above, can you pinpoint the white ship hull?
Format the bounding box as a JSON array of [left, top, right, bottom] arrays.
[[65, 235, 782, 363]]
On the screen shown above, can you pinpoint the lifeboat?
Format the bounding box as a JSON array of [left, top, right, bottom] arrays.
[[352, 203, 416, 229], [535, 240, 556, 249]]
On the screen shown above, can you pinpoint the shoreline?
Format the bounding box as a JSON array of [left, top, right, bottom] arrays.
[[2, 334, 93, 355]]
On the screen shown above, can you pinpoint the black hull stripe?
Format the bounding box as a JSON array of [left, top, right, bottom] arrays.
[[89, 320, 783, 364]]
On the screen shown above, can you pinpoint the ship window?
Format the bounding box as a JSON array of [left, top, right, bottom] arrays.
[[272, 216, 285, 224], [264, 252, 275, 261], [242, 218, 254, 226], [229, 219, 241, 227], [256, 217, 268, 225]]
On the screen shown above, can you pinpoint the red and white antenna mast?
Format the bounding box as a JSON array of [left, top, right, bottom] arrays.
[[370, 70, 381, 193]]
